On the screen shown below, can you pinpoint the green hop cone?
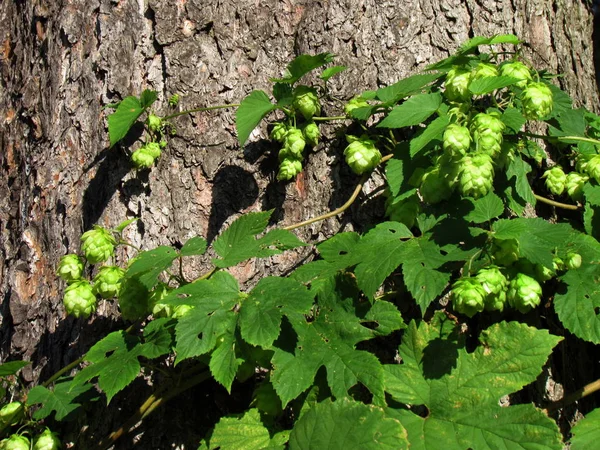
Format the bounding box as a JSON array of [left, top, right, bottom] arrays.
[[171, 304, 193, 319], [168, 93, 180, 107], [521, 82, 553, 120], [437, 153, 461, 190], [118, 278, 150, 321], [344, 96, 369, 115], [302, 122, 320, 147], [277, 158, 303, 181], [144, 142, 162, 158], [451, 278, 486, 317], [443, 123, 471, 157], [470, 112, 506, 135], [584, 154, 600, 183], [33, 429, 61, 450], [493, 238, 520, 266], [63, 281, 97, 318], [147, 114, 162, 132], [131, 147, 157, 170], [457, 152, 494, 198], [565, 172, 589, 201], [444, 66, 472, 102], [507, 273, 542, 313], [542, 166, 567, 195], [293, 85, 321, 120], [499, 61, 532, 88], [576, 154, 591, 173], [472, 62, 499, 80], [0, 402, 24, 427], [566, 252, 582, 270], [475, 266, 508, 312], [1, 435, 30, 450], [57, 254, 84, 283], [149, 283, 174, 318], [343, 137, 382, 175], [534, 263, 556, 282], [385, 195, 420, 229], [93, 266, 125, 299], [473, 129, 502, 158], [448, 103, 471, 122], [281, 128, 306, 159], [270, 122, 289, 143], [420, 166, 452, 204], [80, 226, 116, 264]]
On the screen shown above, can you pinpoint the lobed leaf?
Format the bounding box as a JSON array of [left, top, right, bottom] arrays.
[[570, 408, 600, 450], [27, 380, 97, 421], [271, 53, 335, 84], [236, 90, 278, 146], [377, 93, 442, 129]]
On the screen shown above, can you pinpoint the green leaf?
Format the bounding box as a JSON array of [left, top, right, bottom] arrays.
[[549, 107, 587, 137], [213, 211, 305, 268], [317, 232, 360, 262], [377, 93, 442, 129], [180, 236, 208, 257], [141, 318, 174, 359], [208, 409, 274, 450], [139, 89, 158, 109], [0, 360, 29, 377], [547, 83, 573, 117], [570, 408, 600, 450], [240, 277, 314, 348], [210, 332, 243, 392], [271, 53, 335, 84], [27, 380, 96, 421], [409, 115, 449, 157], [458, 34, 520, 54], [376, 73, 440, 103], [506, 155, 536, 206], [465, 193, 504, 223], [236, 90, 278, 146], [384, 317, 563, 450], [320, 65, 347, 82], [348, 106, 375, 121], [385, 157, 404, 197], [108, 96, 144, 147], [114, 218, 138, 233], [124, 246, 179, 289], [288, 398, 409, 450], [468, 76, 519, 95], [501, 107, 526, 134]]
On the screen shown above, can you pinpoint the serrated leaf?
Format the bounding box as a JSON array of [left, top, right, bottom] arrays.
[[288, 398, 409, 450], [402, 265, 450, 315], [549, 107, 587, 138], [376, 73, 440, 103], [547, 83, 573, 117], [385, 157, 404, 197], [384, 317, 563, 450], [125, 246, 179, 289], [114, 217, 138, 233], [570, 407, 600, 450], [501, 107, 526, 134], [469, 76, 519, 95], [210, 333, 242, 392], [271, 53, 335, 84], [139, 89, 158, 109], [377, 93, 442, 129], [180, 236, 207, 257], [410, 115, 449, 157], [27, 380, 96, 421], [506, 156, 536, 206], [320, 65, 347, 82], [458, 34, 520, 54], [240, 277, 314, 348], [141, 318, 174, 359], [584, 184, 600, 206], [0, 360, 29, 376], [108, 96, 144, 147], [465, 193, 504, 223], [208, 409, 273, 450], [317, 232, 360, 262], [348, 105, 375, 120], [236, 90, 278, 146]]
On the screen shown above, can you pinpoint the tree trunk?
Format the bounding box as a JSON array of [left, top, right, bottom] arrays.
[[1, 0, 598, 448]]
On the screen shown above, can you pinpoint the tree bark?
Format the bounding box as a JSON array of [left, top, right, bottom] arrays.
[[1, 0, 598, 448]]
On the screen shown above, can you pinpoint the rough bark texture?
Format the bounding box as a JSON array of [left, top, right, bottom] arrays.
[[1, 0, 599, 448]]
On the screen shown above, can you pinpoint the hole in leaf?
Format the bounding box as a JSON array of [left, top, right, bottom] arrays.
[[595, 307, 600, 315], [338, 250, 348, 256]]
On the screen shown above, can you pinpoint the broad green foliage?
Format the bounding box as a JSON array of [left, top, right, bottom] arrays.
[[108, 89, 157, 147], [0, 362, 29, 377], [27, 381, 96, 421], [570, 407, 600, 449]]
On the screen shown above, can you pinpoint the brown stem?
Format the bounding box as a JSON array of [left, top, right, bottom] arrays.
[[534, 194, 580, 211], [545, 378, 600, 413]]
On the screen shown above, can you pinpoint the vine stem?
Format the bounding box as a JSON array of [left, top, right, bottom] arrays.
[[163, 104, 240, 121], [523, 132, 600, 147], [41, 357, 84, 388], [545, 378, 600, 413], [312, 115, 347, 121], [533, 194, 580, 210], [283, 154, 394, 231]]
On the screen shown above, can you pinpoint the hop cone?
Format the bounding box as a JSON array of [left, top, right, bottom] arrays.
[[543, 166, 567, 195], [270, 122, 288, 142], [344, 137, 382, 175], [281, 128, 306, 159], [277, 158, 303, 181], [443, 123, 471, 157], [566, 252, 582, 270], [475, 266, 508, 312], [534, 263, 556, 282], [144, 142, 162, 158], [1, 435, 30, 450], [420, 166, 452, 204], [0, 402, 24, 427], [150, 283, 174, 318], [457, 153, 494, 198], [147, 114, 162, 132], [493, 238, 520, 266], [451, 278, 486, 317], [168, 93, 180, 107], [293, 85, 321, 119], [473, 129, 502, 158], [499, 61, 532, 87], [302, 122, 320, 147], [472, 62, 499, 80], [118, 278, 150, 321], [33, 429, 61, 450], [584, 154, 600, 183], [507, 273, 542, 313], [565, 172, 589, 201], [444, 67, 472, 102], [63, 281, 96, 318], [576, 154, 591, 173], [521, 82, 553, 120], [470, 112, 505, 135], [81, 226, 116, 264], [93, 265, 125, 298], [131, 146, 158, 169], [385, 196, 420, 229], [344, 96, 369, 115], [57, 254, 84, 283]]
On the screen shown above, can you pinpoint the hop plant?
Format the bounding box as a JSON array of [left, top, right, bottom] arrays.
[[302, 122, 320, 147], [470, 112, 505, 135], [149, 283, 174, 318], [443, 123, 471, 157], [385, 196, 420, 229], [542, 166, 567, 195], [565, 172, 589, 201], [131, 146, 158, 170], [451, 278, 486, 317], [281, 128, 306, 159], [444, 66, 472, 102], [475, 266, 508, 312], [457, 153, 494, 198], [473, 129, 502, 158], [0, 402, 24, 427], [420, 166, 452, 204], [57, 254, 84, 283], [80, 226, 117, 264], [1, 435, 30, 450], [344, 136, 382, 175], [270, 122, 288, 143], [93, 266, 126, 299], [507, 273, 542, 313], [472, 62, 499, 80], [584, 154, 600, 183], [144, 142, 162, 158], [534, 263, 556, 283], [493, 238, 520, 266], [344, 96, 369, 115], [293, 85, 321, 119], [566, 252, 582, 270], [168, 93, 180, 107], [118, 279, 150, 321], [147, 114, 162, 132], [277, 158, 303, 181], [499, 60, 532, 87], [63, 281, 97, 318], [521, 82, 553, 120], [33, 429, 61, 450]]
